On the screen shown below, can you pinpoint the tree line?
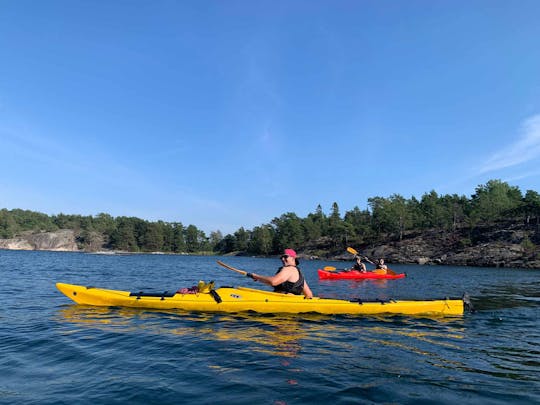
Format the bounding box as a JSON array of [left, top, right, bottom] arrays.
[[1, 179, 539, 255]]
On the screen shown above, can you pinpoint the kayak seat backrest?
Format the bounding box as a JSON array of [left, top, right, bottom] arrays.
[[129, 291, 176, 300]]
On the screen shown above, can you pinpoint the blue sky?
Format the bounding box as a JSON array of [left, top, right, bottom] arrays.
[[1, 1, 539, 234]]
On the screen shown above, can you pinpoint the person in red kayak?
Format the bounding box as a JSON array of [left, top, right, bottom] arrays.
[[250, 248, 313, 299], [348, 256, 367, 273], [374, 258, 388, 274], [376, 258, 388, 270]]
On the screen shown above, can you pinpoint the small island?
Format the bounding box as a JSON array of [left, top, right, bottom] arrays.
[[1, 179, 539, 268]]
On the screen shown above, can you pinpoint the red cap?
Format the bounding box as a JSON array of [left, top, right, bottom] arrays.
[[284, 248, 297, 258]]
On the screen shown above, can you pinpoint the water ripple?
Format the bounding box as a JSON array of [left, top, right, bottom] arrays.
[[0, 251, 538, 404]]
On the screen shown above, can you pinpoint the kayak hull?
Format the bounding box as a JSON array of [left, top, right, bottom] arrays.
[[318, 269, 406, 280], [56, 282, 463, 316]]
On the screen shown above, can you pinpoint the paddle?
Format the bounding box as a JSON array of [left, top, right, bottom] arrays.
[[346, 247, 398, 276], [323, 266, 338, 271], [217, 260, 255, 279]]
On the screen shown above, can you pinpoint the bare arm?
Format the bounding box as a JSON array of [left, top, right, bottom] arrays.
[[303, 281, 313, 299], [251, 268, 291, 287]]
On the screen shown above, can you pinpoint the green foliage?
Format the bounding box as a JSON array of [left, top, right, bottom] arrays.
[[368, 194, 411, 240], [1, 179, 538, 255], [458, 238, 473, 249], [234, 227, 250, 252], [271, 213, 305, 251], [249, 225, 274, 255], [523, 190, 540, 226], [471, 179, 523, 222], [184, 225, 200, 253]]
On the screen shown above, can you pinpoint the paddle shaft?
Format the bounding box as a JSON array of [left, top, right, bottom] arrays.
[[217, 261, 254, 278]]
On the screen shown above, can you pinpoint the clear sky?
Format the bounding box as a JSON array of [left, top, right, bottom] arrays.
[[1, 1, 539, 235]]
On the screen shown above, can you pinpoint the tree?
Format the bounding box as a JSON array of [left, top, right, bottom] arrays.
[[343, 206, 372, 240], [440, 194, 468, 230], [93, 213, 116, 247], [234, 227, 250, 252], [172, 222, 186, 253], [215, 234, 236, 253], [302, 216, 321, 241], [272, 213, 305, 252], [328, 202, 347, 247], [307, 204, 327, 237], [471, 179, 523, 222], [140, 222, 164, 251], [197, 229, 211, 251], [0, 209, 17, 238], [209, 230, 223, 251], [185, 224, 200, 252], [249, 225, 274, 255], [523, 190, 540, 227], [159, 221, 174, 252], [110, 217, 138, 251], [419, 191, 445, 229], [368, 194, 411, 240]]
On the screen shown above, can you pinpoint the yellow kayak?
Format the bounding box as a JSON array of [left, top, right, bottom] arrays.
[[56, 282, 465, 316]]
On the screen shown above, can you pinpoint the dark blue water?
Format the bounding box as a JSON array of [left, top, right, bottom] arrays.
[[0, 250, 538, 404]]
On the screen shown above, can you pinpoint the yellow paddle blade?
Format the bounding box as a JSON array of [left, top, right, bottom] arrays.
[[373, 269, 387, 275], [347, 247, 359, 256], [323, 266, 337, 271]]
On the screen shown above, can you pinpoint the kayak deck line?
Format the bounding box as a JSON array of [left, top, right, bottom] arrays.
[[56, 282, 466, 316]]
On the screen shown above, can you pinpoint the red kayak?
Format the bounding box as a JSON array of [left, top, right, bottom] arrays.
[[318, 269, 406, 280]]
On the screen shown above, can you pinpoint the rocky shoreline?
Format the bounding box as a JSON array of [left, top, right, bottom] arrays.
[[1, 228, 539, 269], [0, 230, 79, 252], [322, 225, 540, 269]]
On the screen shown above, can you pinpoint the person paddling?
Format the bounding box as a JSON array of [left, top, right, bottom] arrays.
[[249, 248, 313, 299], [374, 258, 388, 274], [348, 256, 367, 273]]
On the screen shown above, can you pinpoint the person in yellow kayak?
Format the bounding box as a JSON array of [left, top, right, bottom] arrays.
[[250, 248, 313, 299]]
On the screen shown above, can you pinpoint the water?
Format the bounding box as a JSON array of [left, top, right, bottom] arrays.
[[0, 250, 538, 404]]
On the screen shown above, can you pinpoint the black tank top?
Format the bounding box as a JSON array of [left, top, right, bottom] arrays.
[[273, 266, 305, 295]]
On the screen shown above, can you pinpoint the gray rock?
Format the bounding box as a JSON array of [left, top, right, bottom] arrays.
[[0, 230, 78, 251]]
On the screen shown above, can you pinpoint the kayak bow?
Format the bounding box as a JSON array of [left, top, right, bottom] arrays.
[[56, 282, 463, 316]]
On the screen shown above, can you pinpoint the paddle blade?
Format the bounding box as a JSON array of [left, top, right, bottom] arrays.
[[347, 247, 359, 256], [323, 266, 337, 271]]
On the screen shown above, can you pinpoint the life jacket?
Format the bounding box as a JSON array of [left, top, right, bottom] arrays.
[[273, 266, 305, 295]]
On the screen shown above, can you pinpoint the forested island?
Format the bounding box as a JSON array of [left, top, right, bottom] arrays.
[[1, 179, 539, 268]]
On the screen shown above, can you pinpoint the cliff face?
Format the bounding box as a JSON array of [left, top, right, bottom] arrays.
[[0, 230, 79, 252]]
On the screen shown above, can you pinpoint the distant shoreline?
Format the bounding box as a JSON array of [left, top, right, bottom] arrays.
[[1, 243, 538, 269]]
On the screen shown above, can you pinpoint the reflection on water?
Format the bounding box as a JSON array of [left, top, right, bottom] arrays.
[[57, 304, 468, 365], [4, 249, 534, 405], [58, 306, 315, 358]]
